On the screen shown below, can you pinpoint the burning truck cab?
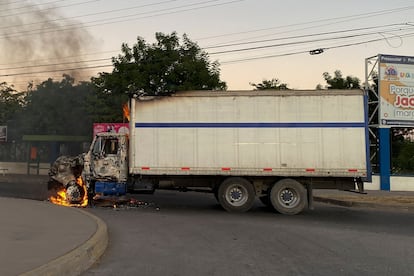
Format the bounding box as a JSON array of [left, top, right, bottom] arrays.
[[49, 133, 130, 206], [84, 133, 129, 197]]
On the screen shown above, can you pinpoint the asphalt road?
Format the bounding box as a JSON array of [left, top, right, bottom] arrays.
[[84, 190, 414, 276]]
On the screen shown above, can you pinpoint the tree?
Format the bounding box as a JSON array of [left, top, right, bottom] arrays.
[[86, 85, 128, 123], [92, 32, 226, 97], [391, 134, 414, 174], [0, 82, 24, 124], [16, 75, 94, 136], [322, 70, 360, 89], [250, 78, 289, 90], [315, 84, 324, 90]]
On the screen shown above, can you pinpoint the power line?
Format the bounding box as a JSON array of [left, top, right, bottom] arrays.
[[0, 50, 119, 66], [0, 0, 244, 40], [0, 0, 38, 7], [2, 26, 413, 75], [2, 23, 407, 71], [219, 32, 414, 65], [3, 33, 414, 78], [2, 75, 86, 81], [0, 58, 111, 71], [0, 3, 410, 67], [3, 33, 410, 76], [325, 32, 414, 51], [1, 23, 409, 70], [0, 0, 66, 13], [0, 64, 113, 77], [204, 23, 412, 49], [208, 28, 414, 55], [0, 0, 99, 18], [196, 5, 414, 42], [0, 4, 412, 76], [0, 0, 178, 30]]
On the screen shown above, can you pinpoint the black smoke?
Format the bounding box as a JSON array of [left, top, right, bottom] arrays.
[[0, 0, 97, 90]]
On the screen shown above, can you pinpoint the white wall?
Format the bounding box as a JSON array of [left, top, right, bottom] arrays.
[[0, 162, 50, 175], [365, 175, 414, 192]]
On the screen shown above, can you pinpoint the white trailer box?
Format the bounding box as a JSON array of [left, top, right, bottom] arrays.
[[129, 90, 369, 180]]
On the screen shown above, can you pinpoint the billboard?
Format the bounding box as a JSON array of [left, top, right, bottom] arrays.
[[93, 123, 129, 137], [0, 126, 6, 142], [379, 54, 414, 126]]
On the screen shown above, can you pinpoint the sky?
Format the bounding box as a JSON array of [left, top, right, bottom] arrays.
[[0, 0, 414, 91]]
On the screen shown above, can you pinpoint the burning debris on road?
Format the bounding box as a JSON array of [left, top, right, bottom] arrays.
[[92, 196, 160, 211]]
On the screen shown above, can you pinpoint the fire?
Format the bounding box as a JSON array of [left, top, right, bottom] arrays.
[[49, 176, 88, 207], [123, 103, 130, 122]]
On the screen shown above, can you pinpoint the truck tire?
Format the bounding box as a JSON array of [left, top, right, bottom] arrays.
[[218, 177, 255, 212], [270, 178, 307, 215]]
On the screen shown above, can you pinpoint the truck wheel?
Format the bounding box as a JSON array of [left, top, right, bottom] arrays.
[[218, 177, 255, 212], [270, 179, 307, 215]]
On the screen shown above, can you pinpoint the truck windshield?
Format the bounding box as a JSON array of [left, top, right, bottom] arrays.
[[92, 137, 119, 156], [104, 139, 119, 155]]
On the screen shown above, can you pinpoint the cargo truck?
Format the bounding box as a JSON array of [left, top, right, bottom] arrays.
[[49, 90, 370, 215]]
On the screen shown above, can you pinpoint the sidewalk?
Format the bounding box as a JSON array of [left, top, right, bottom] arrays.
[[313, 189, 414, 210], [0, 197, 107, 276]]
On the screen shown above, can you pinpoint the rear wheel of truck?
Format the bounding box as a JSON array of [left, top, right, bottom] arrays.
[[270, 178, 307, 215], [218, 177, 255, 212]]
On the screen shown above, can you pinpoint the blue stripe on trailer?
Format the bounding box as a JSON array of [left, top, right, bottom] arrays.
[[135, 122, 365, 128]]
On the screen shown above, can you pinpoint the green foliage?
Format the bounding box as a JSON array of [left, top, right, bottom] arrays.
[[86, 87, 128, 123], [15, 75, 94, 136], [249, 78, 289, 90], [322, 70, 361, 89], [92, 32, 227, 96], [0, 82, 24, 124], [392, 138, 414, 174]]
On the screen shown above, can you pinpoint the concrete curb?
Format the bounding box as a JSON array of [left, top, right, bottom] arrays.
[[21, 209, 108, 276], [314, 196, 414, 211]]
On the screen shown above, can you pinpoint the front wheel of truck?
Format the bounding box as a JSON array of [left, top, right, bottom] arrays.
[[218, 177, 255, 212], [270, 178, 307, 215]]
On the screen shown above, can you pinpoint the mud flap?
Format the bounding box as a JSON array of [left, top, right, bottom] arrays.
[[356, 177, 365, 193]]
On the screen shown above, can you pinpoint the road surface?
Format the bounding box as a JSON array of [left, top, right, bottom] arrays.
[[84, 190, 414, 276]]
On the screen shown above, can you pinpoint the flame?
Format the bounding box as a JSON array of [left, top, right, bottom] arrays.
[[123, 103, 130, 122], [49, 176, 88, 207]]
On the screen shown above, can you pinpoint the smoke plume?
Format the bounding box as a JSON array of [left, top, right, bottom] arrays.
[[0, 0, 97, 91]]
